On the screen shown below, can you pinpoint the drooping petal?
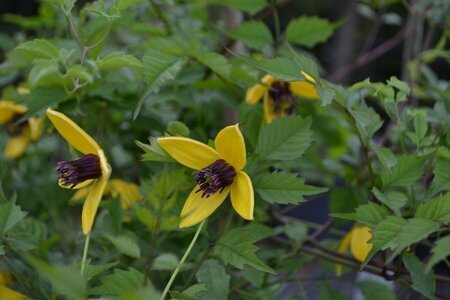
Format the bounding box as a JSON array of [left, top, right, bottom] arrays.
[[335, 230, 352, 276], [180, 186, 230, 228], [214, 124, 246, 171], [158, 137, 221, 170], [350, 226, 373, 262], [4, 126, 31, 159], [301, 71, 316, 83], [245, 75, 276, 104], [0, 101, 27, 124], [58, 178, 94, 190], [109, 179, 143, 209], [46, 108, 101, 155], [230, 171, 254, 220], [81, 169, 110, 235], [29, 116, 45, 141], [289, 81, 319, 99], [0, 286, 26, 300], [263, 92, 277, 124]]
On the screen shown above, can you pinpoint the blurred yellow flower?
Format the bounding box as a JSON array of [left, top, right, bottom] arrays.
[[245, 72, 319, 123], [71, 179, 143, 210], [46, 108, 111, 235], [336, 226, 373, 276], [0, 270, 25, 300], [0, 100, 45, 159], [158, 124, 254, 228]]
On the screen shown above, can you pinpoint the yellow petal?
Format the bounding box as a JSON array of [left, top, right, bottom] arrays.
[[158, 137, 221, 170], [0, 286, 26, 300], [301, 71, 316, 83], [81, 168, 111, 235], [70, 186, 91, 202], [214, 124, 246, 171], [29, 116, 45, 141], [289, 81, 319, 99], [350, 226, 373, 262], [245, 75, 276, 104], [59, 178, 94, 190], [17, 87, 30, 96], [230, 171, 254, 220], [0, 101, 27, 124], [0, 270, 12, 286], [263, 92, 277, 124], [4, 126, 31, 159], [109, 179, 143, 210], [46, 108, 100, 155], [335, 230, 352, 277], [180, 186, 230, 228]]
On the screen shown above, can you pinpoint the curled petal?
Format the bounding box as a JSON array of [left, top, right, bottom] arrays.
[[59, 178, 94, 190], [350, 226, 373, 262], [4, 126, 31, 159], [230, 171, 254, 220], [109, 179, 143, 209], [335, 230, 352, 277], [0, 101, 27, 124], [245, 75, 276, 104], [215, 124, 246, 171], [301, 71, 316, 83], [180, 186, 230, 228], [46, 108, 101, 155], [289, 81, 319, 99], [158, 137, 221, 170], [29, 116, 46, 141]]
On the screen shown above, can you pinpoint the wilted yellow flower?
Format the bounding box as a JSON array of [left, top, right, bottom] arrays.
[[46, 108, 111, 235], [0, 100, 44, 159], [0, 270, 25, 300], [158, 124, 254, 228], [245, 72, 319, 123], [71, 179, 143, 210], [336, 226, 373, 276]]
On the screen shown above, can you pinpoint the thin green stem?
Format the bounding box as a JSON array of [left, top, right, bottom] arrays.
[[160, 220, 205, 300], [80, 234, 91, 276], [270, 0, 281, 48]]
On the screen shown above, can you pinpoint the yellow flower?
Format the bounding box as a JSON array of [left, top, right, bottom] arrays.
[[336, 226, 373, 276], [0, 270, 25, 300], [245, 72, 319, 123], [158, 124, 254, 228], [0, 100, 45, 159], [71, 179, 143, 210], [46, 108, 111, 235]]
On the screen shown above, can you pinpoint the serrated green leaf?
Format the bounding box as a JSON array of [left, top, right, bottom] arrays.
[[415, 193, 450, 223], [257, 116, 313, 160], [29, 59, 63, 87], [14, 39, 60, 60], [254, 172, 327, 204], [193, 52, 231, 79], [90, 268, 144, 296], [355, 203, 390, 228], [227, 21, 273, 49], [381, 155, 426, 188], [429, 159, 450, 196], [135, 138, 175, 162], [286, 43, 319, 80], [19, 86, 67, 121], [98, 52, 143, 69], [372, 187, 407, 216], [86, 262, 119, 279], [370, 144, 397, 171], [403, 253, 435, 299], [317, 85, 335, 106], [66, 64, 93, 84], [283, 221, 308, 244], [230, 52, 305, 81], [387, 76, 410, 94], [218, 0, 267, 14], [0, 200, 27, 236], [105, 234, 141, 258], [170, 284, 207, 300], [426, 236, 450, 272], [358, 281, 396, 300], [350, 105, 383, 142], [286, 16, 337, 48], [214, 228, 275, 274], [196, 260, 230, 300]]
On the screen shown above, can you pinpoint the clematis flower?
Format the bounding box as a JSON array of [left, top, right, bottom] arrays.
[[335, 226, 373, 276], [0, 270, 25, 300], [245, 72, 319, 124], [46, 108, 111, 235], [0, 100, 44, 159], [158, 124, 254, 228], [71, 179, 143, 210]]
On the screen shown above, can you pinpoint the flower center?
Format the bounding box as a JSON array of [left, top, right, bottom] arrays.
[[4, 114, 27, 137], [268, 81, 298, 116], [56, 154, 102, 188], [194, 159, 236, 198]]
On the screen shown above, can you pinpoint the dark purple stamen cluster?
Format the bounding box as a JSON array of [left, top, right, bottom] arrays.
[[194, 159, 236, 198], [56, 154, 102, 188], [5, 114, 27, 137], [268, 81, 298, 115]]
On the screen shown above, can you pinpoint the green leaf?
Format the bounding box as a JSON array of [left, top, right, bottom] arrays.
[[257, 116, 313, 160], [214, 228, 275, 274], [196, 260, 230, 300], [350, 105, 383, 142], [254, 172, 327, 204], [29, 59, 63, 87], [25, 256, 86, 299], [387, 76, 410, 94], [370, 144, 397, 172], [167, 121, 190, 137], [429, 159, 450, 196], [415, 193, 450, 223], [329, 187, 365, 219], [153, 253, 179, 271], [13, 39, 60, 60], [381, 155, 426, 188], [286, 16, 338, 48], [135, 138, 175, 162], [193, 52, 231, 79], [117, 0, 143, 10], [218, 0, 267, 14], [170, 284, 207, 300], [86, 262, 119, 279], [283, 221, 308, 244], [372, 187, 407, 216], [97, 52, 143, 69], [317, 85, 336, 106], [358, 281, 396, 300], [286, 43, 319, 79], [66, 64, 93, 84], [85, 0, 121, 19], [354, 203, 390, 228], [90, 268, 144, 296], [20, 86, 67, 121], [0, 200, 27, 236], [426, 236, 450, 272], [230, 52, 305, 81], [227, 21, 273, 49], [403, 253, 436, 299], [105, 234, 141, 258]]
